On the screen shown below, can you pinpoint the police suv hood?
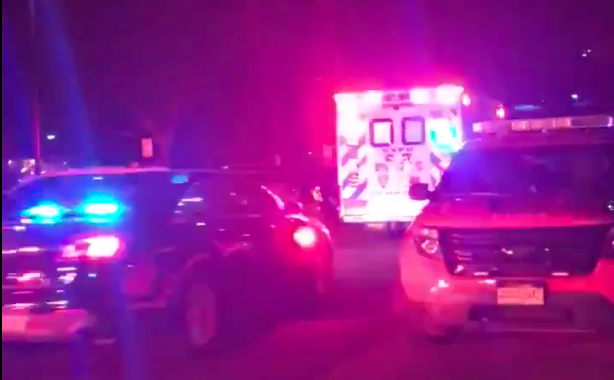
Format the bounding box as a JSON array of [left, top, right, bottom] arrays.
[[418, 194, 613, 229]]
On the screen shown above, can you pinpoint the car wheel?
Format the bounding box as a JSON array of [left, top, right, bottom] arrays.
[[181, 279, 219, 351]]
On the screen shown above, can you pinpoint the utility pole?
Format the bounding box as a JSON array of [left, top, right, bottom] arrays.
[[28, 0, 42, 173]]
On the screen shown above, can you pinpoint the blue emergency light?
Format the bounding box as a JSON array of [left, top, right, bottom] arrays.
[[21, 196, 124, 224], [22, 202, 65, 223], [80, 196, 123, 216], [429, 120, 462, 154]]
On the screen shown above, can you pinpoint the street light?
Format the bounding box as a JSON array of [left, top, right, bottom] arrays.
[[46, 134, 56, 140], [28, 0, 42, 173]]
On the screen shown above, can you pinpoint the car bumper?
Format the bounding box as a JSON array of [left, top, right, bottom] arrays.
[[400, 243, 614, 333], [2, 306, 94, 342]]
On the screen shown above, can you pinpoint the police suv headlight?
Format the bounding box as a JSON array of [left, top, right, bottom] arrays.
[[410, 224, 441, 259]]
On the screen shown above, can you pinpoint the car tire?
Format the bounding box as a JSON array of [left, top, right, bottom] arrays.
[[180, 279, 219, 353]]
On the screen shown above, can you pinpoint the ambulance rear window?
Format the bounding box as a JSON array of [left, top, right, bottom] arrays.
[[370, 119, 393, 147], [401, 117, 426, 145]]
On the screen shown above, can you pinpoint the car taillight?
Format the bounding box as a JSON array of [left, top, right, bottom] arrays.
[[496, 105, 506, 119], [411, 224, 441, 259], [293, 226, 317, 248], [17, 272, 43, 283], [60, 235, 122, 261]]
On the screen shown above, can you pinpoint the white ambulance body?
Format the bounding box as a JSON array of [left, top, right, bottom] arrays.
[[335, 85, 469, 223]]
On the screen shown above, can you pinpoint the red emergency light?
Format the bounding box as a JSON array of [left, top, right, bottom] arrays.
[[334, 85, 465, 106], [496, 105, 506, 119]]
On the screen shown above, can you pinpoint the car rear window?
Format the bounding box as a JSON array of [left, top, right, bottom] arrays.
[[176, 178, 282, 218], [4, 172, 189, 219]]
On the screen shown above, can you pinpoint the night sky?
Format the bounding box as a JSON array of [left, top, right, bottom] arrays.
[[2, 0, 613, 165]]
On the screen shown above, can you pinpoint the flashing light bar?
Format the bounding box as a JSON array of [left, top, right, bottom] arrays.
[[334, 85, 465, 106], [473, 114, 614, 133], [20, 197, 125, 225]]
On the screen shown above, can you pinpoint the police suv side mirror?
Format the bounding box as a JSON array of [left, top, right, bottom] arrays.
[[409, 183, 430, 201]]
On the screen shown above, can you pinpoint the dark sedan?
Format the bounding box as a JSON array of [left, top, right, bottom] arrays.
[[2, 167, 333, 352]]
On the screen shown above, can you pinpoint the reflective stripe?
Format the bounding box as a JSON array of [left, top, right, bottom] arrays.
[[339, 133, 369, 190]]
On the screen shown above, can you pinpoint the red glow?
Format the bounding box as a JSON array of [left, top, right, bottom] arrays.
[[293, 227, 317, 248], [17, 272, 42, 283], [61, 235, 122, 260], [496, 106, 505, 118]]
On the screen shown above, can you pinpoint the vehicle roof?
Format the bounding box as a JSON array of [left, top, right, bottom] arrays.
[[463, 128, 614, 151], [14, 166, 322, 195], [5, 167, 313, 209], [184, 168, 325, 187], [16, 167, 171, 186], [40, 166, 170, 177]]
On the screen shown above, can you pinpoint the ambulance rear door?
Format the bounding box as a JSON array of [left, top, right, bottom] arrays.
[[363, 91, 432, 222], [335, 87, 465, 223]]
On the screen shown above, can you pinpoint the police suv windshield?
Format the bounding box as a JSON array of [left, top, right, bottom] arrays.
[[436, 144, 614, 198]]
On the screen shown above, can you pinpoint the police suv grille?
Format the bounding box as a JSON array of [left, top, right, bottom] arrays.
[[439, 226, 609, 277]]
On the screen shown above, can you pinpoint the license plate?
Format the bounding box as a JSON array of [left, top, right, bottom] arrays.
[[2, 315, 29, 333], [497, 284, 545, 305]]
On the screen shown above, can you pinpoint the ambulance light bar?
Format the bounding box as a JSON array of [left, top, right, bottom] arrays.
[[334, 85, 465, 106], [473, 114, 614, 133]]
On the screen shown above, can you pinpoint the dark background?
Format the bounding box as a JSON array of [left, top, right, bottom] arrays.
[[2, 0, 613, 166]]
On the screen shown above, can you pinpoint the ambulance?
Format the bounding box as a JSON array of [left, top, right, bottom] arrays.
[[334, 85, 485, 224]]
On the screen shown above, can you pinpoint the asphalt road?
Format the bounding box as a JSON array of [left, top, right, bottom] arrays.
[[3, 227, 613, 380]]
